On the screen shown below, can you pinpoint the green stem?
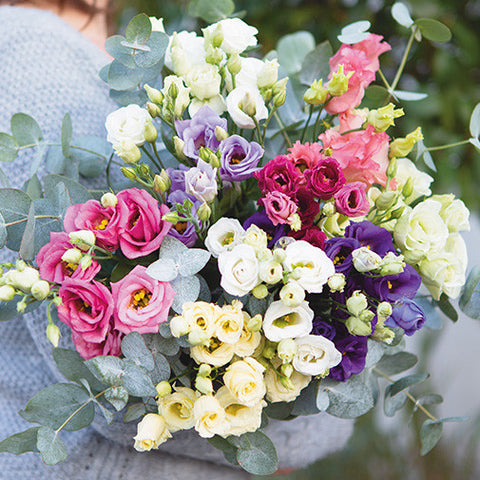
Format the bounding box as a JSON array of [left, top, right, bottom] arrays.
[[300, 105, 314, 143], [427, 139, 471, 152], [140, 145, 162, 172], [378, 68, 392, 90], [4, 215, 59, 227], [152, 142, 166, 170], [273, 111, 292, 147], [252, 117, 264, 146]]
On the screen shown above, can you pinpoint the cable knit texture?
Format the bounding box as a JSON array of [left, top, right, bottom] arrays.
[[0, 6, 353, 478]]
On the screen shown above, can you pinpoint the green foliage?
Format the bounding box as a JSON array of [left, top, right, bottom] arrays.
[[0, 427, 40, 455], [187, 0, 235, 23], [10, 113, 42, 147], [0, 133, 18, 163], [459, 266, 480, 319], [277, 31, 315, 75]]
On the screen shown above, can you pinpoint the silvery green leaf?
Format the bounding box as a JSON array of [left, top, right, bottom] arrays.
[[72, 136, 111, 178], [122, 362, 157, 397], [0, 166, 10, 187], [264, 401, 294, 420], [149, 353, 171, 384], [459, 266, 480, 319], [19, 202, 35, 261], [29, 141, 47, 177], [420, 419, 443, 455], [105, 35, 136, 68], [392, 2, 414, 28], [414, 393, 443, 410], [11, 113, 43, 147], [197, 275, 212, 303], [24, 174, 42, 200], [44, 174, 91, 204], [337, 31, 370, 44], [0, 427, 40, 455], [187, 0, 235, 23], [299, 41, 333, 86], [325, 376, 374, 418], [337, 21, 371, 44], [37, 427, 67, 466], [19, 383, 94, 431], [393, 90, 428, 101], [365, 85, 390, 104], [104, 386, 129, 412], [158, 322, 173, 339], [146, 258, 178, 282], [134, 32, 169, 69], [177, 249, 211, 277], [85, 356, 124, 387], [45, 145, 66, 175], [365, 339, 386, 368], [121, 332, 155, 371], [0, 188, 32, 251], [61, 113, 72, 158], [170, 275, 200, 314], [437, 416, 468, 423], [316, 389, 330, 412], [435, 294, 458, 322], [415, 18, 452, 43], [107, 60, 144, 91], [125, 13, 152, 45], [470, 103, 480, 138], [236, 431, 278, 475], [277, 31, 315, 75], [144, 333, 179, 357], [208, 435, 239, 466], [384, 384, 407, 417], [124, 403, 146, 423], [374, 352, 417, 376], [95, 402, 115, 424], [470, 137, 480, 152], [365, 372, 380, 404], [159, 235, 188, 261], [291, 381, 320, 416], [110, 88, 148, 107], [0, 211, 6, 249], [171, 357, 191, 387], [0, 133, 18, 163]]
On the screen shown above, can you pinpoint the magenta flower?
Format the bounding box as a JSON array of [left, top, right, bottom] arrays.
[[111, 265, 175, 335], [304, 157, 346, 200], [254, 155, 300, 197], [72, 327, 123, 360], [334, 182, 370, 217], [260, 190, 298, 226]]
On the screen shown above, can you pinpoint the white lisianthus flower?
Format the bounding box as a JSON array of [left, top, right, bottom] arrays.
[[394, 199, 449, 264], [149, 16, 165, 32], [259, 260, 283, 285], [188, 94, 227, 117], [133, 414, 172, 452], [264, 362, 310, 403], [293, 335, 342, 376], [283, 240, 335, 293], [106, 105, 152, 149], [430, 194, 470, 233], [394, 158, 433, 203], [186, 64, 222, 100], [226, 86, 268, 129], [279, 281, 305, 307], [193, 395, 228, 438], [257, 59, 279, 89], [232, 57, 264, 90], [216, 386, 266, 437], [181, 301, 219, 338], [351, 247, 383, 272], [165, 31, 206, 76], [204, 18, 258, 55], [242, 224, 268, 252], [205, 218, 245, 258], [157, 387, 199, 432], [262, 300, 314, 342], [191, 338, 235, 367], [218, 244, 260, 296], [215, 301, 245, 344], [234, 322, 262, 357], [161, 75, 191, 118], [223, 357, 266, 407]]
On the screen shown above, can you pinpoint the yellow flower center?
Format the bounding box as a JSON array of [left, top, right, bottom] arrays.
[[130, 289, 152, 310]]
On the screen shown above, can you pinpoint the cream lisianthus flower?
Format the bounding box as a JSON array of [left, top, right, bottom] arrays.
[[182, 301, 219, 338], [133, 414, 172, 452], [430, 194, 470, 233], [293, 335, 342, 376], [193, 395, 228, 438], [186, 64, 222, 100], [204, 18, 258, 55], [234, 319, 262, 357], [157, 387, 199, 433], [216, 386, 266, 437], [226, 86, 268, 129], [223, 357, 266, 407], [394, 158, 433, 203], [165, 31, 206, 77], [205, 218, 245, 258], [259, 260, 283, 285], [161, 75, 190, 118], [242, 224, 268, 252], [264, 362, 310, 403], [191, 337, 235, 367], [215, 301, 245, 344], [105, 104, 152, 149]]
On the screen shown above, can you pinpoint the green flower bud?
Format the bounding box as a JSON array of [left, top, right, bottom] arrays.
[[227, 53, 241, 77], [31, 280, 50, 301], [114, 142, 141, 164], [387, 157, 398, 178], [389, 127, 423, 159], [46, 323, 61, 348], [303, 79, 329, 105], [79, 255, 93, 271], [147, 102, 162, 118], [246, 314, 263, 332], [280, 376, 295, 390], [155, 381, 172, 398], [197, 203, 212, 223], [240, 91, 256, 117], [169, 315, 190, 338], [15, 260, 26, 272], [144, 84, 163, 104], [375, 191, 397, 211], [214, 126, 229, 142], [273, 90, 286, 108], [61, 248, 83, 265], [198, 146, 212, 163], [195, 375, 213, 395], [162, 211, 181, 224], [188, 329, 210, 346], [366, 103, 404, 133], [359, 309, 375, 323], [252, 284, 269, 299], [173, 136, 186, 160], [121, 166, 138, 181], [262, 343, 276, 360], [0, 284, 16, 302], [198, 364, 212, 378], [322, 201, 336, 217], [208, 152, 221, 169], [277, 338, 298, 363], [280, 363, 294, 378], [17, 298, 27, 313], [5, 267, 40, 292], [328, 273, 346, 293], [390, 206, 406, 219], [153, 170, 171, 194], [345, 315, 372, 337], [346, 290, 368, 316], [144, 122, 158, 143], [402, 176, 414, 198], [377, 301, 393, 318]]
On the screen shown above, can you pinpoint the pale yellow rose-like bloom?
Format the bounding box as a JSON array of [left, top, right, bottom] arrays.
[[186, 64, 222, 100], [223, 357, 266, 407], [318, 212, 351, 239], [182, 301, 219, 339], [394, 158, 433, 203], [133, 414, 172, 452], [193, 395, 228, 438], [216, 386, 266, 437], [242, 224, 268, 252], [191, 337, 235, 367], [157, 387, 199, 433], [234, 319, 262, 358], [264, 362, 310, 403], [215, 301, 245, 344], [430, 194, 470, 233]]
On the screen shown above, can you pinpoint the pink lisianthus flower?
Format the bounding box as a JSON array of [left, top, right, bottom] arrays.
[[295, 187, 320, 227], [325, 34, 390, 115], [287, 141, 323, 178], [58, 278, 114, 343], [36, 232, 100, 283], [111, 265, 175, 335], [64, 199, 121, 251], [72, 327, 123, 360], [304, 157, 346, 200], [254, 155, 300, 197], [116, 188, 172, 259], [289, 225, 327, 250], [334, 182, 370, 217], [260, 190, 298, 226]]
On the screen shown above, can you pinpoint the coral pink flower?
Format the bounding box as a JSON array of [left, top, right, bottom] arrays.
[[72, 327, 123, 360], [64, 199, 121, 251], [287, 141, 323, 177], [58, 278, 114, 343], [260, 190, 298, 226], [334, 182, 370, 217], [116, 188, 172, 259], [111, 265, 175, 335], [36, 232, 100, 283]]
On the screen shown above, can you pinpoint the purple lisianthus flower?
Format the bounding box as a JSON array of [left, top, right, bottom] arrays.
[[184, 159, 218, 203], [386, 298, 426, 336], [175, 106, 227, 161], [345, 220, 395, 256], [219, 135, 264, 181], [243, 211, 287, 248], [324, 236, 361, 274], [328, 322, 368, 382], [364, 264, 421, 302], [311, 319, 336, 340], [167, 190, 200, 247], [167, 165, 189, 192]]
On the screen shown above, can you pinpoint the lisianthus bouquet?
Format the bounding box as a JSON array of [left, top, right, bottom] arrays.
[[1, 2, 480, 475]]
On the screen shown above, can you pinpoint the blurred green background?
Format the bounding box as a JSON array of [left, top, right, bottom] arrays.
[[113, 1, 480, 478]]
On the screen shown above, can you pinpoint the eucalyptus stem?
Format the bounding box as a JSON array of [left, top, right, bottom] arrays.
[[378, 68, 392, 90], [427, 139, 471, 152], [4, 215, 59, 227], [253, 117, 264, 146]]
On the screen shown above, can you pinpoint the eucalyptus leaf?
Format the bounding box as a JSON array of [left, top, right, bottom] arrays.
[[104, 386, 129, 412], [125, 14, 152, 45], [134, 32, 169, 69], [95, 402, 115, 425], [159, 235, 188, 261], [264, 401, 294, 420], [0, 211, 6, 249], [61, 113, 72, 158], [11, 113, 43, 147], [393, 90, 428, 101], [145, 257, 178, 282], [208, 435, 239, 466], [389, 373, 429, 397], [170, 275, 201, 314], [469, 103, 480, 138], [25, 174, 42, 200], [384, 385, 407, 417], [0, 427, 40, 455], [337, 21, 371, 44], [121, 332, 155, 371], [420, 419, 443, 455], [291, 381, 320, 416], [277, 31, 315, 75], [469, 137, 480, 152], [45, 145, 66, 175], [0, 166, 10, 187], [144, 333, 179, 357], [374, 351, 417, 376], [0, 188, 32, 251], [365, 339, 386, 368], [236, 431, 278, 475], [415, 393, 443, 409], [187, 0, 235, 23], [124, 403, 146, 423], [85, 356, 124, 387], [459, 266, 480, 319], [44, 174, 92, 205], [149, 352, 171, 384], [110, 88, 148, 107], [435, 294, 458, 322], [0, 133, 18, 163], [122, 362, 157, 397], [415, 18, 452, 43], [177, 249, 211, 277], [37, 427, 67, 466], [316, 389, 330, 412], [365, 85, 390, 104], [107, 60, 144, 92], [299, 41, 333, 86], [392, 2, 414, 28], [105, 35, 136, 68], [18, 202, 35, 261], [422, 149, 436, 172], [72, 136, 111, 178], [325, 376, 374, 418]]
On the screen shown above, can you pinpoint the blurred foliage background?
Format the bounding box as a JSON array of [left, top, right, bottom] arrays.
[[112, 1, 480, 478]]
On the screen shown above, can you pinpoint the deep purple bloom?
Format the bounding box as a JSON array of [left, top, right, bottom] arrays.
[[175, 106, 227, 161], [167, 165, 189, 192], [304, 157, 346, 200], [324, 236, 361, 274], [311, 319, 336, 340], [345, 221, 395, 256], [243, 211, 287, 248], [386, 298, 426, 336], [219, 135, 264, 181], [334, 182, 370, 217], [364, 264, 422, 302], [166, 190, 200, 247], [254, 155, 300, 197]]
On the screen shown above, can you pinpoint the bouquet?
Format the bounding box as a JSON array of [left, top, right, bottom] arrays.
[[1, 2, 479, 475]]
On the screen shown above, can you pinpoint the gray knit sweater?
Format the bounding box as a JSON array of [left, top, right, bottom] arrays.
[[0, 7, 353, 479]]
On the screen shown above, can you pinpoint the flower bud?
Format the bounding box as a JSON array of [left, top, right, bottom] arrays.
[[252, 284, 269, 299], [101, 192, 118, 208], [227, 53, 241, 77], [387, 157, 398, 178], [198, 364, 212, 378], [377, 301, 393, 318], [169, 315, 190, 338], [246, 314, 263, 332], [256, 248, 273, 262], [273, 90, 287, 108], [240, 91, 257, 117], [366, 103, 404, 133], [46, 323, 61, 347], [345, 315, 372, 336], [198, 147, 212, 163], [167, 81, 179, 100], [144, 122, 158, 144], [214, 126, 229, 142], [188, 328, 210, 346], [322, 201, 336, 217], [359, 309, 375, 323], [153, 174, 168, 195], [31, 280, 50, 301], [162, 211, 181, 224], [209, 23, 224, 49], [389, 127, 423, 159], [257, 59, 279, 89], [16, 260, 26, 272], [121, 166, 138, 181], [279, 281, 305, 307], [114, 142, 142, 164], [379, 263, 404, 276], [277, 338, 298, 363], [144, 84, 164, 104], [375, 191, 397, 211], [0, 285, 16, 302], [280, 376, 295, 390], [328, 273, 346, 293], [272, 77, 288, 96], [280, 363, 294, 378], [173, 136, 186, 161], [402, 176, 414, 198], [16, 298, 27, 313], [326, 65, 353, 96], [147, 102, 162, 118], [53, 295, 62, 306], [390, 206, 406, 219], [5, 267, 40, 292], [346, 290, 368, 316], [372, 324, 395, 344], [303, 79, 329, 105], [352, 247, 382, 273], [197, 203, 212, 223], [272, 248, 286, 263], [205, 45, 224, 65], [69, 230, 95, 251], [79, 255, 93, 271], [195, 375, 213, 395], [262, 343, 276, 360], [155, 381, 172, 398], [60, 248, 82, 265]]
